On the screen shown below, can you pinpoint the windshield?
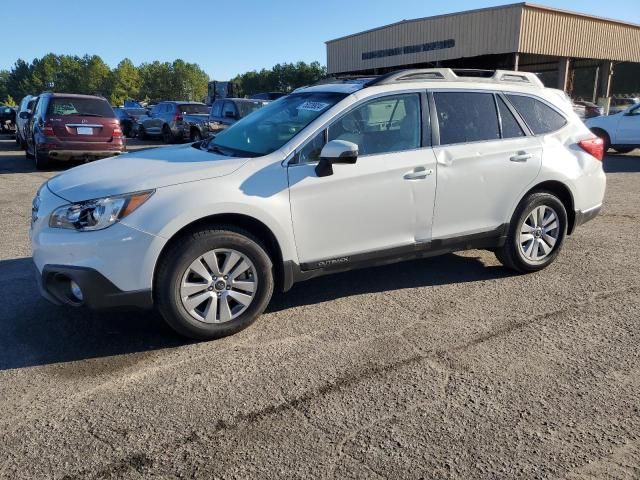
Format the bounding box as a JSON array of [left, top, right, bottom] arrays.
[[47, 97, 115, 117], [209, 92, 347, 157], [179, 104, 209, 114]]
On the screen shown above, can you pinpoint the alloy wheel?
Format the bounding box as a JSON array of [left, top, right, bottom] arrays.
[[518, 205, 560, 261], [180, 249, 257, 324]]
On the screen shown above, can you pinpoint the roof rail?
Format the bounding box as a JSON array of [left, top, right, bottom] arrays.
[[368, 68, 544, 88]]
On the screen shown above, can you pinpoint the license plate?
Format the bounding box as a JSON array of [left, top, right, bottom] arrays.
[[77, 127, 93, 135]]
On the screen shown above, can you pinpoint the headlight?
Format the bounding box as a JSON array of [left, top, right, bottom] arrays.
[[49, 190, 154, 231]]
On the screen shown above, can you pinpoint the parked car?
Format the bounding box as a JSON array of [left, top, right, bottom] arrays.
[[0, 105, 17, 132], [30, 68, 606, 340], [574, 100, 603, 119], [15, 95, 35, 147], [114, 107, 150, 138], [23, 93, 125, 169], [137, 101, 209, 143], [207, 98, 269, 135], [249, 92, 287, 100], [608, 96, 640, 115], [586, 102, 640, 153]]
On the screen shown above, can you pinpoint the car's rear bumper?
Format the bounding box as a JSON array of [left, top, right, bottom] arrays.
[[35, 262, 153, 310], [574, 204, 602, 228]]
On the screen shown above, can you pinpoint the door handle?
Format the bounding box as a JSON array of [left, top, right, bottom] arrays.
[[404, 167, 433, 180], [510, 152, 533, 162]]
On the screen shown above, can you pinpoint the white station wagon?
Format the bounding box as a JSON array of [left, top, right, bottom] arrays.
[[31, 69, 606, 340]]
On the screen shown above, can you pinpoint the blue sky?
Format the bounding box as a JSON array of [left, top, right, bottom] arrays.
[[1, 0, 638, 79]]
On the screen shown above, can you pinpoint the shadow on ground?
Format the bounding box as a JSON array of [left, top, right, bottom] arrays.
[[0, 253, 509, 371], [603, 153, 640, 173]]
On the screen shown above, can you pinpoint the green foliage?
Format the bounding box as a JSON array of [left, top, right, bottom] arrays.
[[3, 95, 16, 107], [232, 61, 326, 97], [2, 54, 327, 105], [3, 53, 212, 106]]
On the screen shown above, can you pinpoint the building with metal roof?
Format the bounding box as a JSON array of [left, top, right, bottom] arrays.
[[325, 3, 640, 103]]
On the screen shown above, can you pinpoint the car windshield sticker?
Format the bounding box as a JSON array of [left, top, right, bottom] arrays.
[[297, 101, 330, 112]]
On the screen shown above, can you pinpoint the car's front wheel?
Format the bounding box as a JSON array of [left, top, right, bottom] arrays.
[[495, 192, 568, 273], [155, 226, 274, 340]]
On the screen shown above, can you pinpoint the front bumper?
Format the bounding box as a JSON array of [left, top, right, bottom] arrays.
[[35, 263, 153, 309]]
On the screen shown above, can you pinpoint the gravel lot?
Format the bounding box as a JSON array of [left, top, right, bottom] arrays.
[[0, 133, 638, 479]]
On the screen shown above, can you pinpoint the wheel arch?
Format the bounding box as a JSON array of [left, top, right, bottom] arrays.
[[522, 180, 576, 234], [153, 213, 286, 294]]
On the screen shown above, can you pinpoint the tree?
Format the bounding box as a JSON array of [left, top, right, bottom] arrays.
[[108, 58, 141, 105], [232, 61, 326, 97]]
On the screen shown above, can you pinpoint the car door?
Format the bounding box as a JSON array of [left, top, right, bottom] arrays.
[[614, 104, 640, 145], [288, 92, 437, 265], [146, 104, 164, 135], [430, 91, 543, 240]]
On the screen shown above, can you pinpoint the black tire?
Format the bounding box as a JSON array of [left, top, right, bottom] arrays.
[[495, 192, 568, 273], [155, 226, 274, 340], [162, 125, 173, 144], [15, 132, 21, 146], [612, 147, 634, 154], [25, 139, 35, 160], [592, 128, 611, 153], [137, 125, 148, 140], [34, 144, 49, 170], [190, 129, 202, 142]]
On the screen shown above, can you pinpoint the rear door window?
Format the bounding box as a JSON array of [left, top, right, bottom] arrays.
[[505, 94, 567, 135], [434, 92, 500, 145]]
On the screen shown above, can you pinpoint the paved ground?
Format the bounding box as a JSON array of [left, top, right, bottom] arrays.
[[0, 133, 638, 479]]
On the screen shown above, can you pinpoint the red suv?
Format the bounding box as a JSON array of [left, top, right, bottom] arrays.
[[23, 93, 125, 169]]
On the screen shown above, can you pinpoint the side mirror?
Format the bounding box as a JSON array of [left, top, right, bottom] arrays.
[[19, 111, 31, 120], [315, 140, 358, 177]]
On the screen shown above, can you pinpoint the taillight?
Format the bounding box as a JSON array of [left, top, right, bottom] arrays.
[[578, 137, 604, 161], [42, 122, 55, 136], [113, 125, 123, 138], [175, 114, 183, 122]]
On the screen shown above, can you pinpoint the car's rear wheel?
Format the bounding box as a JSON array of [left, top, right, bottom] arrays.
[[190, 129, 202, 142], [155, 226, 274, 340], [162, 125, 173, 144], [495, 192, 568, 273], [33, 142, 49, 170], [137, 125, 148, 140]]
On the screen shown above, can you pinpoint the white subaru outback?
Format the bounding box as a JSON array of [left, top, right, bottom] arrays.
[[30, 69, 606, 340]]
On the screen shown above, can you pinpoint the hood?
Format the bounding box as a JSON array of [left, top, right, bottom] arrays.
[[47, 144, 248, 202]]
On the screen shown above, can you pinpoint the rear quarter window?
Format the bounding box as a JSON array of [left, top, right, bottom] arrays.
[[506, 94, 567, 135]]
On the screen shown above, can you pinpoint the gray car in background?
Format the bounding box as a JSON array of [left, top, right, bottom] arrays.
[[15, 95, 35, 148], [138, 101, 210, 143], [207, 98, 269, 135]]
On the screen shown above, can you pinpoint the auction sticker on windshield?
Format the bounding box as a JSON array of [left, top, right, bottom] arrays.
[[297, 101, 330, 112]]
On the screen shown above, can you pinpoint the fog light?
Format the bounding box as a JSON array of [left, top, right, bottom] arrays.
[[70, 281, 83, 302]]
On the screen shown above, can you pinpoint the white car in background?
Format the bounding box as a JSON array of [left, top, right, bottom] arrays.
[[30, 68, 606, 340], [586, 103, 640, 154]]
